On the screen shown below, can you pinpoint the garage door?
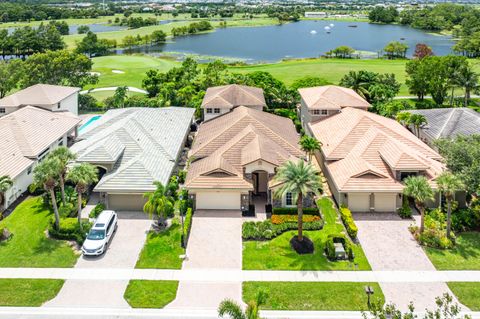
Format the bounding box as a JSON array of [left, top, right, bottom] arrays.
[[348, 193, 370, 213], [374, 193, 397, 212], [108, 194, 147, 211], [196, 191, 241, 210]]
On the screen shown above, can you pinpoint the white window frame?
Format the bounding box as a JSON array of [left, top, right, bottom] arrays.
[[285, 192, 294, 206], [321, 109, 328, 115], [206, 108, 213, 114], [214, 108, 221, 114], [0, 108, 5, 114]]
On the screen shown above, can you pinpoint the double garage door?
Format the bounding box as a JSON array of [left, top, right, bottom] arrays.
[[348, 193, 396, 213], [195, 191, 241, 210]]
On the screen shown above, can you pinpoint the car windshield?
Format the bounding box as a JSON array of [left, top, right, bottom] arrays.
[[87, 229, 105, 240]]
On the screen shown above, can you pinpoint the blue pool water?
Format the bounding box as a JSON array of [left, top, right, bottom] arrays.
[[79, 115, 101, 133]]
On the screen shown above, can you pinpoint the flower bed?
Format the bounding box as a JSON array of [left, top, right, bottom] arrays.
[[272, 207, 320, 215], [271, 214, 321, 224]]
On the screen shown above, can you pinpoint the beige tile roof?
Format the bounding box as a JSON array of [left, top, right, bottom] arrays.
[[308, 107, 444, 192], [186, 106, 303, 189], [0, 84, 80, 108], [299, 85, 371, 110], [201, 84, 266, 109], [0, 106, 80, 178]]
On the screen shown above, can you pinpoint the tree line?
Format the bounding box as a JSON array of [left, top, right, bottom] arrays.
[[171, 21, 213, 37]]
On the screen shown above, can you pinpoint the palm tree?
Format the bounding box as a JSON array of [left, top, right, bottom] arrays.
[[143, 181, 175, 227], [339, 70, 376, 101], [0, 175, 13, 212], [273, 160, 322, 242], [34, 157, 62, 230], [454, 65, 479, 107], [218, 290, 267, 319], [48, 147, 77, 205], [67, 163, 98, 230], [396, 112, 412, 128], [409, 114, 427, 137], [113, 86, 129, 108], [299, 135, 322, 163], [403, 175, 434, 234], [436, 172, 464, 238]]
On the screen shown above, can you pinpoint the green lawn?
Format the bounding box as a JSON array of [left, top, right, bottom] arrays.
[[0, 197, 78, 268], [448, 282, 480, 311], [135, 219, 184, 269], [242, 197, 371, 270], [424, 232, 480, 270], [0, 279, 64, 306], [88, 90, 145, 102], [243, 282, 384, 311], [124, 280, 179, 308]]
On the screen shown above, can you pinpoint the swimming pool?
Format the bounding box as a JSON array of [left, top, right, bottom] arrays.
[[79, 115, 101, 133]]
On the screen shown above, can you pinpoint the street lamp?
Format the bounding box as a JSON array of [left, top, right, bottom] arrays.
[[364, 285, 374, 308], [179, 191, 185, 248]]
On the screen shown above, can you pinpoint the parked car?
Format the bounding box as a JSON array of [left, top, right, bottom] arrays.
[[82, 210, 117, 256]]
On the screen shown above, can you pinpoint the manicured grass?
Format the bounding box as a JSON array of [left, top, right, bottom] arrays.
[[0, 197, 78, 268], [135, 219, 184, 269], [424, 232, 480, 270], [88, 55, 179, 89], [448, 282, 480, 311], [243, 282, 384, 311], [242, 197, 371, 270], [88, 90, 145, 102], [0, 279, 64, 306], [124, 280, 179, 308]]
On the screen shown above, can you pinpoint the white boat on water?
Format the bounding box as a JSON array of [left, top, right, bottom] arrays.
[[310, 30, 317, 34]]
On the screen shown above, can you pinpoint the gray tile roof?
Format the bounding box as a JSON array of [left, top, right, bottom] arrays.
[[407, 108, 480, 140], [71, 107, 194, 193]]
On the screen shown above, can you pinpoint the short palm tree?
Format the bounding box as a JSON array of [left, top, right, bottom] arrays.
[[396, 112, 411, 128], [67, 163, 98, 230], [403, 175, 434, 233], [34, 157, 62, 230], [0, 175, 13, 211], [299, 135, 322, 162], [339, 70, 371, 100], [436, 172, 464, 238], [218, 290, 268, 319], [409, 114, 427, 137], [273, 160, 322, 242], [143, 181, 175, 227], [48, 147, 77, 205]]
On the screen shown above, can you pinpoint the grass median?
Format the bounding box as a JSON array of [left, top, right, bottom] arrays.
[[0, 279, 64, 306]]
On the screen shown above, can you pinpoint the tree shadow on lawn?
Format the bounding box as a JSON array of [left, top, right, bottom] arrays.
[[33, 236, 67, 255], [430, 232, 480, 260]]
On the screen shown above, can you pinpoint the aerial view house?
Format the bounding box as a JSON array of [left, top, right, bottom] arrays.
[[405, 108, 480, 146], [0, 106, 80, 210], [308, 107, 444, 213], [70, 107, 195, 211], [0, 84, 80, 117], [185, 106, 306, 212], [298, 85, 370, 127], [201, 84, 267, 121]]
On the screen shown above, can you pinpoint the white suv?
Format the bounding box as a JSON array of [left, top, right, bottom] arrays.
[[82, 210, 118, 256]]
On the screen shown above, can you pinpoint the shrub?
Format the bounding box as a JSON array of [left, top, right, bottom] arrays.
[[272, 207, 319, 215], [89, 203, 105, 219], [48, 218, 92, 244], [0, 226, 12, 242], [339, 206, 358, 239], [410, 214, 455, 249], [271, 214, 321, 224], [59, 202, 76, 218], [177, 170, 187, 184], [324, 233, 354, 261], [183, 208, 193, 247], [452, 204, 480, 232], [397, 196, 412, 219], [242, 219, 323, 241]]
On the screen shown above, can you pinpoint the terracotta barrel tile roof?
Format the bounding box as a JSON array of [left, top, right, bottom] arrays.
[[298, 85, 370, 110], [201, 84, 266, 109], [0, 84, 80, 108]]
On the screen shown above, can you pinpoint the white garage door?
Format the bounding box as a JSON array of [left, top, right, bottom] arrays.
[[348, 193, 370, 213], [374, 193, 397, 212], [196, 191, 241, 210]]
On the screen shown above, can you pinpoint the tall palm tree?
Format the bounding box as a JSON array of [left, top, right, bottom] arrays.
[[143, 181, 175, 226], [436, 172, 464, 238], [218, 290, 268, 319], [273, 160, 322, 242], [299, 135, 322, 163], [403, 175, 434, 234], [34, 157, 62, 230], [396, 112, 412, 128], [409, 114, 427, 137], [454, 65, 479, 107], [48, 147, 77, 205], [67, 163, 98, 230], [0, 175, 13, 212]]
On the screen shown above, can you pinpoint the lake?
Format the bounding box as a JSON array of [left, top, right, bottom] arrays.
[[119, 20, 454, 62]]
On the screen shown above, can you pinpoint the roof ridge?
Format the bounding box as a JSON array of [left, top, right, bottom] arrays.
[[129, 117, 174, 161]]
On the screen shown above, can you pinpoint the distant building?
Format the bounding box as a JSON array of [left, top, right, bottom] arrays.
[[304, 11, 328, 18]]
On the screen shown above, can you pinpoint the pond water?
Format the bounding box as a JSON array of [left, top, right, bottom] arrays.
[[118, 20, 454, 62]]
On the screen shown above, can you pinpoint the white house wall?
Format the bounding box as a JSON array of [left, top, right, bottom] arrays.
[[58, 93, 79, 115]]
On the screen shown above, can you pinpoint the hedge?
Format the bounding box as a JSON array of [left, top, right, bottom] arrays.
[[339, 206, 358, 239], [89, 203, 105, 219], [242, 219, 323, 241], [272, 207, 319, 215], [48, 218, 92, 244], [325, 233, 354, 261], [271, 214, 321, 225], [182, 208, 193, 248]]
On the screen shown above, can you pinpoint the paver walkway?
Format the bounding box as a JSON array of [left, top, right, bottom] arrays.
[[167, 210, 243, 309], [45, 212, 152, 308], [355, 213, 465, 310]]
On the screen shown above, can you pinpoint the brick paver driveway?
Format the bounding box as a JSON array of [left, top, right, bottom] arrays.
[[355, 213, 466, 311], [167, 210, 243, 309]]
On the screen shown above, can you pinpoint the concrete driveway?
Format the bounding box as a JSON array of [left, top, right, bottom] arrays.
[[355, 213, 466, 311], [45, 212, 152, 308], [168, 210, 243, 309]]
